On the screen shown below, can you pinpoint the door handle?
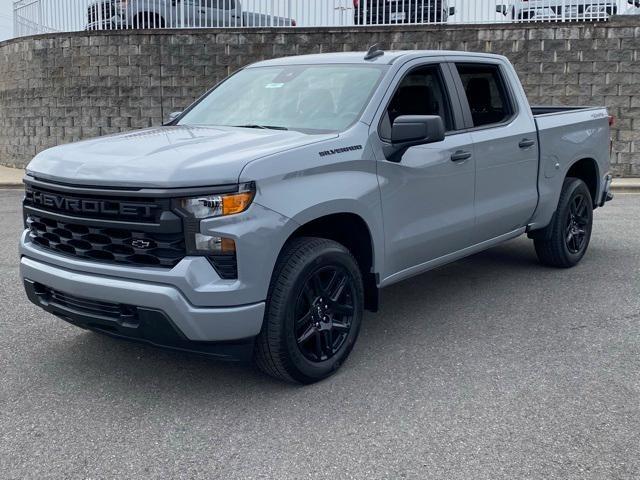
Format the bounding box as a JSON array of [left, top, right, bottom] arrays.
[[450, 150, 472, 162], [519, 139, 536, 149]]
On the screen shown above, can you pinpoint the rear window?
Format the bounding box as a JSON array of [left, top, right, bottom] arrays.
[[456, 64, 514, 128]]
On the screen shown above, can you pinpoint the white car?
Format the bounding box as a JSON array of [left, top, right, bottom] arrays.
[[625, 0, 640, 13], [497, 1, 619, 21]]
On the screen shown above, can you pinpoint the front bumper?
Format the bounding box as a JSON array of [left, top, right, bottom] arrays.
[[21, 256, 265, 346]]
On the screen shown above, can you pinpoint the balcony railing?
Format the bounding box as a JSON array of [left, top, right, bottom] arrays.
[[13, 0, 639, 38]]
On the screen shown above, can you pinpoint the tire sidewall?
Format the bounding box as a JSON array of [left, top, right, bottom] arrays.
[[558, 179, 593, 264], [275, 247, 364, 383]]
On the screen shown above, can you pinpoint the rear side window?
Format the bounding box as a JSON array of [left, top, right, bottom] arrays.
[[380, 65, 453, 141], [456, 64, 514, 128]]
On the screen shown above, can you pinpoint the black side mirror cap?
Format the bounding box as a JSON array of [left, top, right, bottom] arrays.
[[385, 115, 446, 163], [496, 4, 508, 15], [449, 7, 456, 16]]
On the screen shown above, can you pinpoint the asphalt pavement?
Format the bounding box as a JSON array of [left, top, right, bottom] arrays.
[[1, 189, 639, 480]]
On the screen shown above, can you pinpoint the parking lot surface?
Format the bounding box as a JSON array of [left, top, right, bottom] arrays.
[[1, 190, 639, 479]]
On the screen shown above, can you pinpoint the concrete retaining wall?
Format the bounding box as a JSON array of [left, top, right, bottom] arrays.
[[1, 17, 639, 175]]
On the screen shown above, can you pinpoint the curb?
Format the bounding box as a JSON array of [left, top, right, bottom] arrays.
[[612, 185, 640, 193]]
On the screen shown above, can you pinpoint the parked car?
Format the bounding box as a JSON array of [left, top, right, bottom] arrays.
[[496, 0, 618, 21], [87, 0, 295, 30], [21, 49, 613, 384], [353, 0, 455, 24], [625, 0, 640, 13]]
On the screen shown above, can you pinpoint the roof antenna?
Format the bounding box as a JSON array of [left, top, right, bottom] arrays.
[[364, 44, 384, 61]]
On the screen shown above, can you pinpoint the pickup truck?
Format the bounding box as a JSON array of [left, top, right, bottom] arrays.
[[20, 49, 613, 384], [354, 0, 456, 24], [87, 0, 295, 30]]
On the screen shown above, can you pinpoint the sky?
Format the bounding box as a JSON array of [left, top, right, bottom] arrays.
[[0, 0, 12, 41]]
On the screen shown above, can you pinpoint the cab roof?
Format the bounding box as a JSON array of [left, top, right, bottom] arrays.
[[248, 50, 507, 67]]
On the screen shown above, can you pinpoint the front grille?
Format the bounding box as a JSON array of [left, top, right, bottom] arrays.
[[356, 0, 443, 24], [27, 214, 186, 268], [88, 2, 115, 24], [24, 185, 161, 223], [33, 282, 138, 323]]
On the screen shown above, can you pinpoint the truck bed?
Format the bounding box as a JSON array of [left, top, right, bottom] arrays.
[[529, 105, 610, 230], [531, 105, 599, 116]]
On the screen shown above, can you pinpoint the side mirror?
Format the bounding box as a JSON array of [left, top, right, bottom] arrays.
[[449, 7, 456, 16], [385, 115, 445, 162], [165, 111, 183, 124], [496, 5, 508, 15]]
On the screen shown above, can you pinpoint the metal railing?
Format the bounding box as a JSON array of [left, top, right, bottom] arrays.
[[13, 0, 639, 38]]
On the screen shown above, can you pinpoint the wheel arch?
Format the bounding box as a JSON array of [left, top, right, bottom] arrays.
[[565, 157, 600, 206], [279, 212, 380, 312]]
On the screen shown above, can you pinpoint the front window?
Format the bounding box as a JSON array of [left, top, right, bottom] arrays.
[[178, 65, 387, 134]]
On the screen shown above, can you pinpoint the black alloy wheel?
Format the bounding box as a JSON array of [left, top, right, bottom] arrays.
[[533, 177, 594, 268], [255, 237, 364, 384], [294, 266, 356, 363], [565, 192, 590, 254]]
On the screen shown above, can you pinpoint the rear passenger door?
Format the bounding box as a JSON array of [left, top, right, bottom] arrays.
[[375, 60, 477, 281], [450, 59, 539, 243], [182, 0, 241, 27]]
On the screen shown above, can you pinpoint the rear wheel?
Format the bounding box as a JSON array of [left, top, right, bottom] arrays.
[[254, 238, 364, 384], [534, 177, 594, 268]]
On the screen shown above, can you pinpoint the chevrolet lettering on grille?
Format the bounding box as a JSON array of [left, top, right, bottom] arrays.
[[26, 188, 158, 219]]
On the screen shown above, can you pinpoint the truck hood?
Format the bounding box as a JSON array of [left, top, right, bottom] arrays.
[[26, 126, 337, 188]]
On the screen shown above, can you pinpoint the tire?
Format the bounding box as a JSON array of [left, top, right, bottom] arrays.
[[254, 237, 364, 384], [534, 177, 594, 268], [132, 14, 165, 29]]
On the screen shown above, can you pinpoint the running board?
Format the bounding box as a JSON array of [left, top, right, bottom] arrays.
[[380, 228, 527, 288]]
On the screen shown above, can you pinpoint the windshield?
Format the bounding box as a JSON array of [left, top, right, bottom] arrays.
[[178, 65, 387, 133]]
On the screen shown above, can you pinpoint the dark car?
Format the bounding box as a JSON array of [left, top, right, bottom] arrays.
[[353, 0, 455, 25]]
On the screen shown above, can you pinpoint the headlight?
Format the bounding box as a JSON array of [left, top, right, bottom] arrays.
[[178, 183, 255, 219]]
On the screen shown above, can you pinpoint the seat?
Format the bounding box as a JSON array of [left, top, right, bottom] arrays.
[[388, 85, 439, 123], [465, 78, 505, 126]]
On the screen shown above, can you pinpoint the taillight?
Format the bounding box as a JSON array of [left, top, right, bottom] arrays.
[[353, 0, 360, 7], [608, 115, 615, 157]]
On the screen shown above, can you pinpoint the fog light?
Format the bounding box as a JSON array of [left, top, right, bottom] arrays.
[[194, 234, 236, 255]]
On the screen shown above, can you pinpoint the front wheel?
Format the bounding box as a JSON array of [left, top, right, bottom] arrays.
[[254, 238, 364, 384], [534, 177, 594, 268]]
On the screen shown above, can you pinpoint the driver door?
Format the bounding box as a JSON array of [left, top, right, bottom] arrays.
[[375, 61, 477, 283]]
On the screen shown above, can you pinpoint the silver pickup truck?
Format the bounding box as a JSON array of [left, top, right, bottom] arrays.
[[20, 49, 613, 384]]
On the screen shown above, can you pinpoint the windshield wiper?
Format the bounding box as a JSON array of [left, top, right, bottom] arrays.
[[232, 124, 289, 131]]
